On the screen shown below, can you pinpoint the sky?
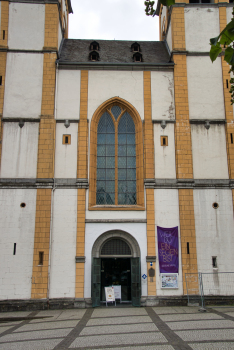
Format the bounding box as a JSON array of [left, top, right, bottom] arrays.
[[68, 0, 159, 41]]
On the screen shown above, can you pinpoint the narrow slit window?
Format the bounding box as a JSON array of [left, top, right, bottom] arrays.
[[226, 79, 229, 89], [187, 242, 190, 254], [212, 256, 217, 268], [39, 252, 44, 265], [160, 136, 168, 146], [231, 133, 233, 144], [3, 30, 5, 40], [13, 243, 16, 255], [62, 134, 71, 145], [0, 76, 2, 86]]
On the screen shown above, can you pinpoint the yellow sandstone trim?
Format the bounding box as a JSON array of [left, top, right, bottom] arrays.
[[77, 70, 89, 179], [143, 71, 155, 179], [41, 53, 57, 117], [171, 7, 186, 51], [0, 1, 9, 48], [31, 189, 52, 299], [37, 115, 56, 178], [174, 54, 193, 179], [179, 189, 199, 294], [219, 8, 234, 178], [76, 189, 86, 298], [146, 189, 156, 296], [44, 3, 59, 50]]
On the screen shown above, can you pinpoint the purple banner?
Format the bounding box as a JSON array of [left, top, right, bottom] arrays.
[[157, 226, 179, 273]]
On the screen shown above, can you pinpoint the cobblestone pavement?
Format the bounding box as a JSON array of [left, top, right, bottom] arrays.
[[1, 306, 234, 349]]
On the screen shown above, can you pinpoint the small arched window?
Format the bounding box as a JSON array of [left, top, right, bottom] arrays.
[[133, 52, 143, 62], [131, 42, 141, 52], [89, 99, 144, 209], [90, 41, 99, 51], [89, 51, 99, 61]]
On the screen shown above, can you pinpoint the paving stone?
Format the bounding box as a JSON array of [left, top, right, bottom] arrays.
[[160, 313, 223, 322], [0, 339, 62, 350], [69, 332, 167, 348], [14, 320, 79, 332], [30, 309, 85, 323], [189, 342, 234, 350], [87, 315, 152, 326], [226, 312, 234, 318], [211, 307, 234, 313], [175, 329, 234, 342], [0, 321, 22, 326], [92, 308, 147, 318], [80, 322, 158, 335], [0, 328, 72, 342], [0, 326, 14, 334], [167, 319, 234, 330], [94, 346, 175, 350], [0, 312, 31, 318], [153, 307, 201, 315]]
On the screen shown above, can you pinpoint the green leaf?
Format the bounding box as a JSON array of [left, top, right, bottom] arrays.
[[224, 47, 234, 65], [220, 29, 234, 46], [210, 35, 220, 46], [210, 44, 222, 62]]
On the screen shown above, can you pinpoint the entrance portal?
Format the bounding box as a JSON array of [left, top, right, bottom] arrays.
[[101, 258, 131, 302], [92, 230, 141, 307]]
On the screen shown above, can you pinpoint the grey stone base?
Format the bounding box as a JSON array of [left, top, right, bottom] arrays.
[[0, 295, 233, 312]]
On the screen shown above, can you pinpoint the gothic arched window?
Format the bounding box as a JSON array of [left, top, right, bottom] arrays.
[[89, 98, 144, 209]]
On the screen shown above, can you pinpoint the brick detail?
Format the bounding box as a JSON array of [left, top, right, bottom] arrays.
[[219, 9, 234, 179], [0, 1, 9, 48], [179, 189, 199, 294], [41, 53, 57, 116], [76, 189, 86, 298], [174, 55, 193, 179], [144, 71, 155, 179], [171, 7, 186, 51], [44, 4, 59, 50], [77, 71, 88, 179], [146, 188, 156, 296], [31, 189, 52, 299], [37, 116, 56, 178]]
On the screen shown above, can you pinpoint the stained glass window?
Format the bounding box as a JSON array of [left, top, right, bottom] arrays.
[[96, 108, 137, 205]]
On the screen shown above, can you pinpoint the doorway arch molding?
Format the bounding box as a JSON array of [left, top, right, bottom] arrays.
[[92, 230, 140, 258]]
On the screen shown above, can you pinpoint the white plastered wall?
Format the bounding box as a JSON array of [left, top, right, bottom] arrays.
[[191, 124, 229, 179], [4, 53, 43, 119], [0, 189, 36, 300], [54, 123, 78, 178], [154, 189, 183, 296], [151, 71, 175, 120], [161, 5, 167, 38], [166, 21, 172, 53], [194, 189, 234, 295], [88, 71, 144, 120], [184, 7, 220, 52], [187, 56, 225, 120], [50, 189, 77, 298], [1, 122, 39, 178], [8, 3, 45, 50], [154, 123, 176, 178], [84, 223, 147, 298], [58, 21, 63, 50], [56, 70, 81, 120], [226, 7, 233, 26]]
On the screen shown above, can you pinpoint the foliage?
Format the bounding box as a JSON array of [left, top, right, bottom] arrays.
[[210, 10, 234, 104], [144, 0, 175, 16]]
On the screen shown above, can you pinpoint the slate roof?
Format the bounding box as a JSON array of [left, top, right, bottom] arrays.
[[59, 39, 171, 64]]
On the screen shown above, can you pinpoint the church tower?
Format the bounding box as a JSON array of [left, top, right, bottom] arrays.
[[157, 0, 234, 294]]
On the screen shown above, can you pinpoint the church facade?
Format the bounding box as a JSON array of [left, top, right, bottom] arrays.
[[0, 0, 234, 309]]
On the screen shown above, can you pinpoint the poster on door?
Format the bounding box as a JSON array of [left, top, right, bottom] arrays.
[[157, 226, 179, 274]]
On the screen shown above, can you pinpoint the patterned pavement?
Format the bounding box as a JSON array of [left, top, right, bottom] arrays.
[[1, 306, 234, 349]]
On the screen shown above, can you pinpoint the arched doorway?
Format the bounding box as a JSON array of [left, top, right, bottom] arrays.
[[92, 230, 141, 307]]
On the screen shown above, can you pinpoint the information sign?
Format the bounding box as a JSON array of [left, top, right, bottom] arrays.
[[105, 287, 115, 302], [161, 273, 178, 289], [113, 285, 121, 300]]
